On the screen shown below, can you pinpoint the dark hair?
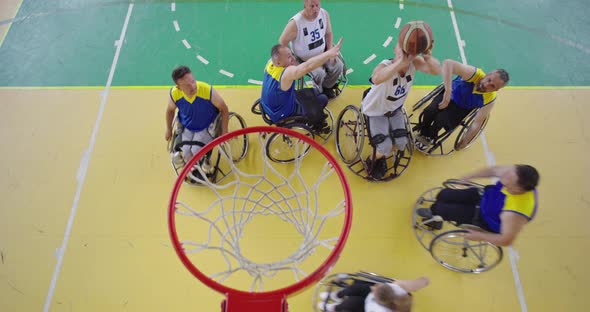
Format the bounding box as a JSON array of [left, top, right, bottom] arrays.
[[495, 69, 510, 84], [271, 44, 283, 61], [171, 66, 192, 83], [515, 164, 539, 191]]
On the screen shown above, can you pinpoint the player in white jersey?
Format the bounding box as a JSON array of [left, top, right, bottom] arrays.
[[361, 42, 441, 179], [279, 0, 344, 99]]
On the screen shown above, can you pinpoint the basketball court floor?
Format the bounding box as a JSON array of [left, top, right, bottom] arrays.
[[1, 1, 589, 311]]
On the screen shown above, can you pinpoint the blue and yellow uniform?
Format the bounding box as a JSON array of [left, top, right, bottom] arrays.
[[170, 81, 218, 131], [261, 60, 295, 123], [451, 68, 496, 109], [480, 182, 538, 233]]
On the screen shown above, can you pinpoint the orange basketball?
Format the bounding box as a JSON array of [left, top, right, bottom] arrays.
[[398, 21, 433, 55]]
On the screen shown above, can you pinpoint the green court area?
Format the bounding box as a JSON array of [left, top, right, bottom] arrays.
[[0, 0, 589, 87]]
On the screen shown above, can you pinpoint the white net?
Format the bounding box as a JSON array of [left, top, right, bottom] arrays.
[[173, 130, 348, 292]]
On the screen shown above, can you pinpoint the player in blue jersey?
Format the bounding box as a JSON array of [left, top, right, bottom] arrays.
[[260, 38, 342, 130], [165, 66, 229, 173], [418, 165, 539, 246], [415, 60, 509, 150]]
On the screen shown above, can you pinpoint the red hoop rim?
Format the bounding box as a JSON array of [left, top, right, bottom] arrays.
[[168, 126, 353, 300]]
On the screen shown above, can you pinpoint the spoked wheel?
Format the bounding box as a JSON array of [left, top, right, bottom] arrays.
[[266, 125, 314, 163], [429, 230, 503, 273], [335, 105, 364, 164]]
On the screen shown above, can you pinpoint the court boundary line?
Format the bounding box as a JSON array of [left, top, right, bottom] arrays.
[[0, 0, 25, 48], [447, 1, 528, 312], [1, 85, 588, 90], [42, 4, 134, 312]]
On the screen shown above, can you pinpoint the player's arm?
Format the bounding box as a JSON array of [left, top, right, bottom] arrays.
[[394, 277, 430, 293], [279, 20, 298, 46], [465, 212, 528, 246], [371, 54, 413, 85], [165, 96, 176, 141], [210, 88, 229, 135], [456, 102, 494, 149], [438, 59, 478, 109], [282, 38, 343, 89], [460, 164, 510, 181]]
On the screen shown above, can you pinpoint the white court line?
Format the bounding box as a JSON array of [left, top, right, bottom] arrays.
[[382, 36, 393, 48], [394, 17, 402, 29], [247, 79, 262, 85], [447, 0, 467, 64], [400, 0, 404, 10], [363, 54, 376, 64], [171, 2, 175, 12], [346, 68, 354, 75], [173, 20, 180, 32], [447, 1, 527, 311], [182, 39, 191, 49], [196, 54, 209, 65], [219, 69, 234, 78], [43, 3, 134, 312]]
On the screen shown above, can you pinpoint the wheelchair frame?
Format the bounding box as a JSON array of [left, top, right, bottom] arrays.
[[335, 104, 414, 181], [313, 271, 396, 312], [167, 112, 248, 184], [251, 98, 334, 163], [409, 84, 490, 156], [412, 179, 503, 273]]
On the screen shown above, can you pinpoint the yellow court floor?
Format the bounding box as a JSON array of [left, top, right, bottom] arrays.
[[0, 87, 589, 311]]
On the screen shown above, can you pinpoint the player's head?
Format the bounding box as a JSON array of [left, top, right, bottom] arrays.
[[477, 69, 510, 92], [501, 164, 539, 194], [303, 0, 321, 19], [271, 44, 296, 67], [172, 66, 196, 95], [371, 283, 412, 312]]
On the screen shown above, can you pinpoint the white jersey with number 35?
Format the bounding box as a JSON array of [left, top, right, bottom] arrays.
[[291, 9, 328, 61]]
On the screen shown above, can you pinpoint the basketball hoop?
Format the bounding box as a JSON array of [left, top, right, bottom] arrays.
[[168, 126, 352, 311]]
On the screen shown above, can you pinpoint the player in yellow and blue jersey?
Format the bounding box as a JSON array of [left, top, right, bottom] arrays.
[[165, 66, 229, 173], [415, 59, 510, 150], [417, 165, 539, 246]]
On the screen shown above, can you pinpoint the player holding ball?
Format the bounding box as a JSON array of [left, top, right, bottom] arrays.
[[360, 21, 441, 179]]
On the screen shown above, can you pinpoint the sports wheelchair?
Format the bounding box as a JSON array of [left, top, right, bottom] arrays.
[[334, 100, 413, 181], [251, 98, 334, 163], [409, 84, 490, 156], [313, 271, 397, 312], [296, 53, 348, 102], [167, 112, 248, 184], [412, 179, 503, 273]]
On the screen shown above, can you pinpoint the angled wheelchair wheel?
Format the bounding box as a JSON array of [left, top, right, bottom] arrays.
[[330, 53, 348, 101], [429, 229, 503, 273], [251, 98, 273, 125], [251, 98, 263, 115], [266, 124, 314, 163], [225, 112, 249, 162], [453, 109, 490, 151], [315, 107, 335, 144], [335, 105, 365, 164], [412, 186, 446, 250]]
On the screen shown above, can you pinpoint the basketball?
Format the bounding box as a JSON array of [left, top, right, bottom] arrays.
[[398, 21, 433, 55]]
